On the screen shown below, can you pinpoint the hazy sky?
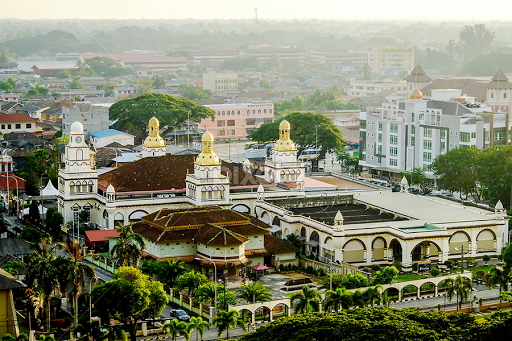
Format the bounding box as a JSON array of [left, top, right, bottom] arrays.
[[3, 0, 512, 21]]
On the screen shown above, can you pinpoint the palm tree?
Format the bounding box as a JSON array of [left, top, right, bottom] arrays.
[[290, 285, 320, 314], [160, 258, 187, 288], [323, 287, 353, 312], [195, 282, 217, 305], [188, 316, 211, 341], [487, 266, 509, 308], [235, 281, 272, 303], [25, 237, 62, 332], [352, 289, 366, 308], [162, 319, 188, 341], [111, 223, 146, 268], [365, 285, 384, 307], [212, 309, 246, 340], [445, 275, 472, 311], [58, 239, 97, 327]]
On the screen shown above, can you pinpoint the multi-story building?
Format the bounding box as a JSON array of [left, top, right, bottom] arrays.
[[241, 48, 305, 65], [310, 50, 368, 66], [200, 102, 274, 139], [0, 113, 37, 135], [349, 80, 407, 97], [61, 101, 110, 136], [0, 62, 19, 76], [358, 88, 482, 180], [202, 71, 239, 93], [190, 49, 242, 64], [81, 53, 187, 74], [369, 44, 414, 73]]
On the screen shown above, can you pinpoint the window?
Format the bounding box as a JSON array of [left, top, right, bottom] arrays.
[[390, 135, 398, 145], [491, 92, 494, 98], [471, 132, 476, 139], [360, 131, 365, 140], [377, 145, 382, 154], [411, 112, 415, 122], [360, 120, 367, 129], [222, 111, 225, 115], [411, 137, 415, 146], [389, 147, 398, 157], [441, 130, 446, 139], [423, 152, 432, 162], [217, 120, 225, 127], [218, 130, 225, 136], [7, 124, 11, 129], [390, 123, 398, 133], [423, 140, 432, 150], [441, 142, 446, 152], [237, 110, 241, 115], [1, 125, 4, 129], [15, 124, 21, 129], [390, 158, 397, 166], [247, 110, 250, 115], [493, 132, 506, 140], [378, 122, 382, 131], [228, 130, 235, 135], [424, 128, 432, 137], [423, 164, 432, 172], [378, 157, 382, 164], [505, 93, 508, 99], [411, 125, 415, 134], [246, 118, 256, 125], [227, 120, 235, 126], [460, 132, 470, 143], [378, 133, 382, 143]]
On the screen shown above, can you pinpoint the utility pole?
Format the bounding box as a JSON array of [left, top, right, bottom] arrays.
[[460, 245, 464, 274], [315, 125, 319, 151]]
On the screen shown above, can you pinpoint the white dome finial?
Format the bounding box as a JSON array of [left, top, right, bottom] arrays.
[[70, 121, 84, 134]]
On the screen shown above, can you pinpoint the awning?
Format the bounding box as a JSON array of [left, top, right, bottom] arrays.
[[252, 263, 269, 271], [269, 225, 281, 233], [305, 240, 319, 247], [323, 244, 335, 251], [297, 236, 306, 241]]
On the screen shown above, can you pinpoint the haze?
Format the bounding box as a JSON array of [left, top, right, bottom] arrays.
[[3, 0, 512, 21]]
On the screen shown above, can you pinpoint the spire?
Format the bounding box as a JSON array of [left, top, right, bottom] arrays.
[[334, 210, 344, 230], [143, 116, 166, 148], [273, 119, 296, 151]]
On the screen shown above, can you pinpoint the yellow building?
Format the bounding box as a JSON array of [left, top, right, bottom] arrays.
[[0, 269, 25, 337]]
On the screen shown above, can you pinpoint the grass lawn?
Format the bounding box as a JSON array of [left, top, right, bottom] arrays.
[[395, 274, 423, 282], [447, 265, 494, 278]]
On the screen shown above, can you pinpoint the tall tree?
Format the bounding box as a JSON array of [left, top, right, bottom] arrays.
[[235, 281, 272, 304], [44, 207, 64, 239], [140, 258, 187, 289], [110, 223, 146, 268], [108, 93, 215, 142], [212, 309, 246, 340], [323, 287, 353, 312], [290, 285, 320, 314], [57, 239, 96, 327], [188, 316, 210, 341], [176, 270, 209, 296], [457, 24, 496, 62], [92, 267, 168, 341], [487, 266, 509, 309], [194, 282, 217, 305], [25, 237, 62, 332], [136, 77, 154, 95], [445, 275, 472, 311], [162, 319, 188, 341], [249, 112, 344, 155]]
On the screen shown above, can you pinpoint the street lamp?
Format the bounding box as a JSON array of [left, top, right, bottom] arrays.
[[196, 253, 218, 318], [454, 246, 464, 274], [219, 275, 227, 311], [1, 174, 18, 217], [89, 276, 98, 321]]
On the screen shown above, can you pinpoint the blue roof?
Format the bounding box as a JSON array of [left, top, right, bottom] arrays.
[[90, 129, 132, 138]]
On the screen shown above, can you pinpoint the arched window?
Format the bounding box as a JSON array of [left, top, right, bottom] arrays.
[[237, 110, 241, 115], [222, 111, 225, 115], [258, 109, 261, 114], [253, 110, 256, 115], [247, 110, 250, 115], [269, 109, 273, 113], [264, 109, 267, 113]]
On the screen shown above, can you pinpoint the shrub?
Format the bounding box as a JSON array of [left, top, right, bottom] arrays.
[[279, 264, 286, 272], [372, 264, 381, 271], [363, 267, 371, 273], [452, 260, 459, 267], [2, 334, 15, 341], [466, 257, 475, 266], [431, 268, 441, 277], [306, 265, 314, 274], [444, 260, 453, 268], [316, 268, 324, 277], [476, 270, 485, 279], [483, 255, 491, 262]]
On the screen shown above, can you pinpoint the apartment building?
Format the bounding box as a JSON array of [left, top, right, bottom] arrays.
[[369, 44, 414, 73], [242, 48, 305, 65], [199, 102, 274, 139], [349, 80, 407, 97], [62, 101, 110, 136], [0, 62, 19, 76], [202, 71, 239, 93], [310, 50, 368, 66]]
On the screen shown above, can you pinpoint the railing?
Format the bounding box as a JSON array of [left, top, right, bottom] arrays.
[[85, 255, 115, 273]]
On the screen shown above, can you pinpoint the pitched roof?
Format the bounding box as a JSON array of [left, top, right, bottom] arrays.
[[133, 222, 200, 243], [194, 224, 248, 246], [264, 234, 299, 254], [0, 173, 25, 191], [427, 100, 473, 116], [404, 65, 432, 82], [0, 268, 26, 290], [97, 154, 269, 193], [0, 238, 30, 256], [485, 70, 512, 89], [0, 113, 37, 123], [85, 229, 121, 242], [420, 78, 488, 101], [90, 129, 134, 138]]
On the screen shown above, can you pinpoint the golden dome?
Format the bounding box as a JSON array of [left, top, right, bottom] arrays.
[[202, 130, 214, 142], [279, 119, 291, 130], [410, 88, 423, 99], [196, 130, 220, 166], [143, 116, 166, 148]]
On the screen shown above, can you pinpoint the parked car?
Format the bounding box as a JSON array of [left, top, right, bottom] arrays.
[[408, 187, 424, 195], [170, 309, 190, 322]]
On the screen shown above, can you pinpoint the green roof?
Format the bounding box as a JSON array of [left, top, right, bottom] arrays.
[[400, 224, 441, 232]]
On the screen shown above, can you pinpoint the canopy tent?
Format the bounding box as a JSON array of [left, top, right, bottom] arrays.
[[22, 206, 47, 216], [251, 263, 269, 271], [41, 180, 58, 197]]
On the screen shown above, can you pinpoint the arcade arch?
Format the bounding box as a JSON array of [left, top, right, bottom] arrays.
[[343, 239, 366, 263], [477, 229, 496, 252]]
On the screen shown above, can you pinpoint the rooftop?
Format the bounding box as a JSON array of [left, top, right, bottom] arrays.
[[90, 129, 134, 138]]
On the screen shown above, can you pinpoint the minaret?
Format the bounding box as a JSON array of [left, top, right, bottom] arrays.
[[185, 131, 230, 206], [264, 119, 305, 188], [141, 116, 166, 158], [334, 210, 344, 231], [57, 121, 98, 227]]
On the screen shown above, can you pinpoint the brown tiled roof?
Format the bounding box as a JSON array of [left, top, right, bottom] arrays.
[[404, 65, 432, 82], [132, 221, 199, 242], [194, 224, 248, 246], [238, 213, 272, 230], [264, 235, 299, 254], [0, 113, 37, 123], [245, 249, 271, 257], [97, 154, 268, 192], [226, 223, 269, 236], [143, 206, 249, 229]]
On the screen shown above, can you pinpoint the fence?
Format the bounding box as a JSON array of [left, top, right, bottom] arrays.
[[84, 255, 115, 273], [168, 288, 212, 321]]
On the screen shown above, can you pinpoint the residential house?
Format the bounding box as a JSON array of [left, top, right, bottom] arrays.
[[0, 113, 37, 135], [90, 129, 135, 148], [0, 62, 19, 76], [32, 63, 79, 77], [113, 85, 137, 101], [0, 94, 20, 103], [41, 107, 62, 122]]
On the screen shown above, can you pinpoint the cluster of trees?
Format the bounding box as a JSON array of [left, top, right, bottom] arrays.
[[431, 146, 512, 207], [178, 84, 212, 100], [273, 87, 359, 115], [19, 147, 60, 197], [108, 94, 215, 142], [27, 85, 49, 97], [319, 267, 398, 291], [84, 56, 130, 77], [240, 307, 512, 341], [249, 112, 344, 155], [0, 78, 15, 93]]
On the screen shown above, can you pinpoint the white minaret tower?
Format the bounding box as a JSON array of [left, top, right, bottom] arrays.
[[186, 131, 230, 206], [141, 116, 166, 158], [264, 119, 305, 188], [57, 121, 98, 227]]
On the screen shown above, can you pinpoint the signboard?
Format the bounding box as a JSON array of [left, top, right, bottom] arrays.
[[491, 105, 509, 113], [359, 173, 373, 179]]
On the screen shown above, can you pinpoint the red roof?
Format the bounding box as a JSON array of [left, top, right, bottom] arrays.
[[251, 263, 269, 271], [0, 174, 25, 191], [85, 229, 121, 242], [0, 113, 37, 123]]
